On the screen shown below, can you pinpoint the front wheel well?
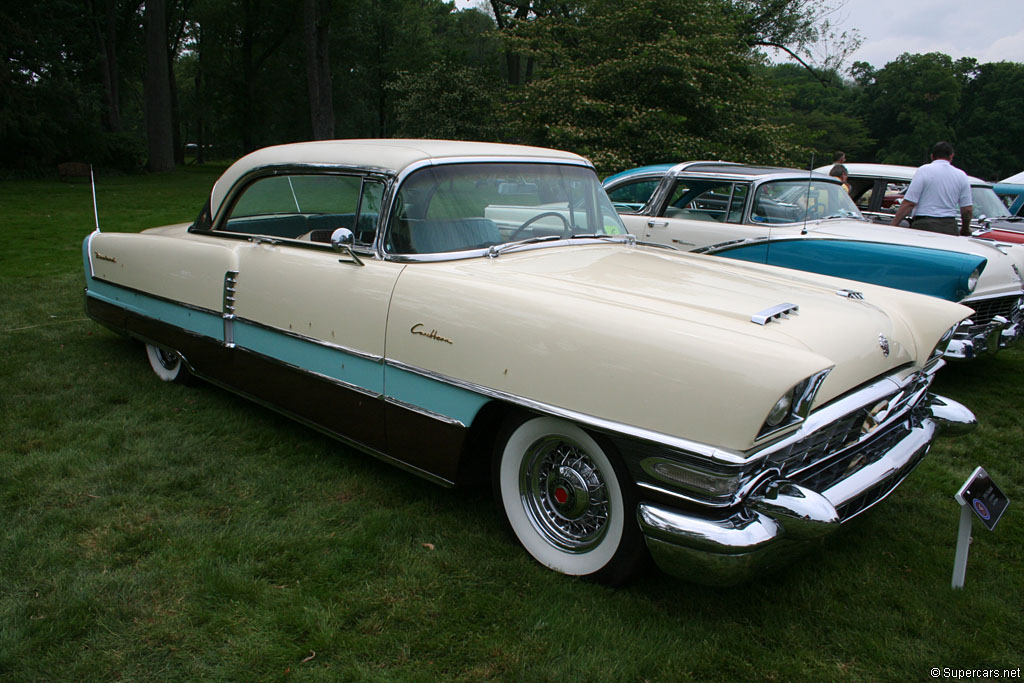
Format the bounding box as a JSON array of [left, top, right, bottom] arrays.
[[454, 400, 517, 487]]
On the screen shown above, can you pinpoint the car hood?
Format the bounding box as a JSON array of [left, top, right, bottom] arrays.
[[386, 244, 970, 452], [807, 218, 1024, 301]]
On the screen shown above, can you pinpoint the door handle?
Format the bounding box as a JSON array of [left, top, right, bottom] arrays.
[[647, 220, 669, 228]]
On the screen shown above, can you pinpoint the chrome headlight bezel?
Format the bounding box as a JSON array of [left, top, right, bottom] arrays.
[[757, 368, 832, 440], [929, 321, 961, 366]]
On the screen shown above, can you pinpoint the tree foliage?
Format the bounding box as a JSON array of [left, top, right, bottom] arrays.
[[1, 0, 1022, 180], [495, 0, 803, 172]]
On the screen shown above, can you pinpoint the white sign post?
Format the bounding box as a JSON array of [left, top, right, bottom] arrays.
[[952, 466, 1009, 590]]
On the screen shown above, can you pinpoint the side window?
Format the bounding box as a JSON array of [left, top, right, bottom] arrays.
[[606, 179, 660, 214], [727, 184, 748, 223], [221, 173, 380, 246], [853, 186, 873, 210], [666, 182, 736, 222], [878, 181, 908, 216]]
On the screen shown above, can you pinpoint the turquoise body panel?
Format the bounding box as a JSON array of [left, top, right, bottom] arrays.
[[716, 239, 986, 302]]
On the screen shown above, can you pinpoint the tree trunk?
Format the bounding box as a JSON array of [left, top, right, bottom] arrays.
[[304, 0, 335, 140], [144, 0, 175, 171], [92, 0, 122, 132]]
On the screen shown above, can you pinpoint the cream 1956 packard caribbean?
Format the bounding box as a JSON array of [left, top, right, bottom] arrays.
[[83, 140, 977, 585]]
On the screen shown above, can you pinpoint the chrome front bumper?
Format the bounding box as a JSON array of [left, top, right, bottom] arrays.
[[636, 394, 975, 586], [945, 299, 1024, 360]]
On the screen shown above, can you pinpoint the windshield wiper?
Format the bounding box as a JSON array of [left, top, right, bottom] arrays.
[[487, 234, 561, 258], [569, 232, 637, 244], [487, 232, 635, 258]]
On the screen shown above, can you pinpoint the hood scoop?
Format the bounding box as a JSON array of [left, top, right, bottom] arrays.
[[751, 302, 799, 325]]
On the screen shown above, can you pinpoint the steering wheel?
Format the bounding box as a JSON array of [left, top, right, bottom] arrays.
[[806, 203, 826, 220], [509, 211, 572, 241]]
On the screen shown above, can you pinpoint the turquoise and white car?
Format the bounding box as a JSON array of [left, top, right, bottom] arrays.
[[605, 161, 1024, 360]]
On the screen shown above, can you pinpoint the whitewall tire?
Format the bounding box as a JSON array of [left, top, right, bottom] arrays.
[[144, 343, 191, 383], [494, 415, 644, 583]]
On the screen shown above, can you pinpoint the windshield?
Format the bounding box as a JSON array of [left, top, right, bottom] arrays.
[[751, 180, 863, 224], [384, 162, 628, 256], [972, 186, 1011, 219]]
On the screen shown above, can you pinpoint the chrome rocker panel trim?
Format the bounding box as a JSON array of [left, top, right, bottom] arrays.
[[636, 395, 975, 586]]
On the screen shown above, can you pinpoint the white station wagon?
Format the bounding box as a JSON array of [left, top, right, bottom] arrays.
[[83, 140, 976, 585]]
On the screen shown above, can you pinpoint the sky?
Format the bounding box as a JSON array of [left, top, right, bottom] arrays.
[[455, 0, 1024, 69], [825, 0, 1024, 68]]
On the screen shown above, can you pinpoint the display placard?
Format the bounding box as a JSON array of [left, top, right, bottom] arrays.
[[955, 466, 1010, 531]]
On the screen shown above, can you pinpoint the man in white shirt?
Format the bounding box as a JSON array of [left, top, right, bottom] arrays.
[[890, 141, 973, 236]]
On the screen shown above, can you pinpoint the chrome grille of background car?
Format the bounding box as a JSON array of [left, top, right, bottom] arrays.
[[967, 294, 1023, 326]]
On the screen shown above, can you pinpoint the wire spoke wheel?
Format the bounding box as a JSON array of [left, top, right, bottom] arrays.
[[520, 436, 610, 552]]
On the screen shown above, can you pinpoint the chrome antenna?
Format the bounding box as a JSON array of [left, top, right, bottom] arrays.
[[801, 153, 814, 235]]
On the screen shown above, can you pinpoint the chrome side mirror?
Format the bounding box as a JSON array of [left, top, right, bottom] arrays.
[[330, 227, 363, 266], [330, 227, 355, 250]]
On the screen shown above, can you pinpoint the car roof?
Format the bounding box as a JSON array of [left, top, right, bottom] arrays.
[[605, 161, 834, 186], [210, 139, 589, 219], [840, 162, 991, 187]]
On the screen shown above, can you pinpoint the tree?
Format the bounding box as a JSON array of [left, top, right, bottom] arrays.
[[144, 0, 176, 171], [732, 0, 862, 77], [762, 63, 873, 164], [955, 61, 1024, 180], [304, 0, 334, 140], [498, 0, 802, 173], [859, 53, 962, 165]]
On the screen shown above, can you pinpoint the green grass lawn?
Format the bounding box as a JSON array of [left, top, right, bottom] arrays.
[[1, 168, 1021, 680]]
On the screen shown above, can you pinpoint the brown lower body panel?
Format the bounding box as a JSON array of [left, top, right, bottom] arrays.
[[85, 294, 468, 485]]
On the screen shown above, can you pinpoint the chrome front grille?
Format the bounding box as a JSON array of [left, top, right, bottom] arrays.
[[761, 370, 931, 499], [766, 410, 865, 472], [791, 423, 909, 505], [967, 294, 1023, 326]]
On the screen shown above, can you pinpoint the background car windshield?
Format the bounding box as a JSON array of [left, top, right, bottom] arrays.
[[972, 187, 1012, 219], [752, 180, 863, 224], [385, 163, 627, 255]]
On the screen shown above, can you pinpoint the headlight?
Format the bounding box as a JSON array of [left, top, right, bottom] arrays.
[[757, 369, 831, 439], [765, 391, 794, 428], [967, 266, 982, 294]]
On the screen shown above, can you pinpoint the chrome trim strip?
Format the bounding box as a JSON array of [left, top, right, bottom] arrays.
[[235, 316, 384, 364], [85, 230, 99, 278], [384, 396, 466, 427]]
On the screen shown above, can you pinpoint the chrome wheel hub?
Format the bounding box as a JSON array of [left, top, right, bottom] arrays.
[[519, 436, 609, 552], [155, 348, 180, 370]]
